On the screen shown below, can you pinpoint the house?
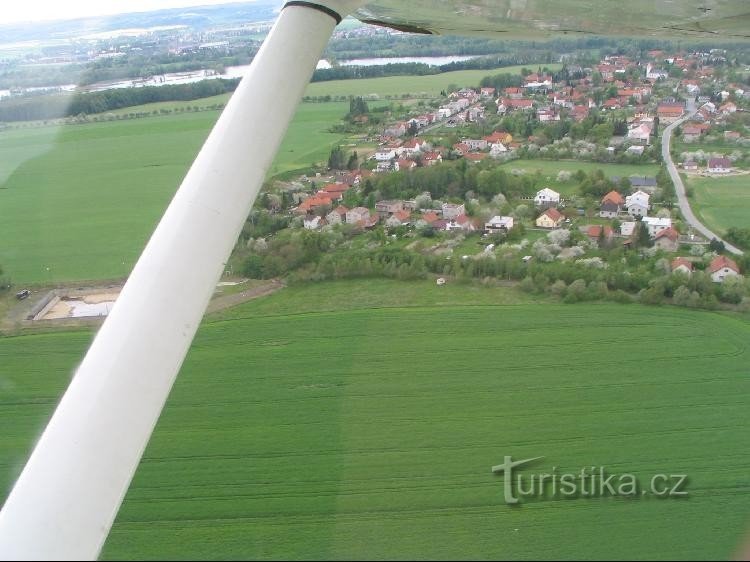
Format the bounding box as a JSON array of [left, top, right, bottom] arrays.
[[321, 182, 350, 197], [620, 221, 636, 237], [653, 227, 680, 251], [657, 102, 685, 123], [682, 125, 703, 142], [570, 105, 589, 121], [375, 200, 405, 218], [463, 139, 488, 151], [628, 176, 658, 192], [422, 151, 442, 166], [452, 142, 470, 156], [646, 64, 668, 80], [537, 108, 560, 122], [536, 208, 565, 229], [641, 216, 672, 237], [303, 215, 324, 230], [503, 86, 524, 99], [586, 225, 614, 244], [724, 131, 742, 142], [394, 158, 417, 172], [497, 98, 533, 113], [401, 138, 424, 155], [480, 87, 496, 98], [295, 193, 336, 214], [627, 123, 652, 144], [385, 209, 411, 227], [421, 211, 440, 225], [464, 153, 487, 163], [709, 255, 741, 283], [383, 122, 407, 137], [600, 191, 625, 218], [683, 160, 698, 171], [671, 257, 694, 276], [707, 157, 732, 174], [489, 143, 508, 157], [346, 206, 370, 225], [625, 190, 650, 217], [449, 214, 476, 232], [326, 205, 348, 225], [442, 202, 466, 220], [485, 215, 514, 234], [375, 148, 396, 161], [720, 101, 737, 115], [484, 130, 513, 144], [627, 145, 645, 156], [534, 188, 560, 208]]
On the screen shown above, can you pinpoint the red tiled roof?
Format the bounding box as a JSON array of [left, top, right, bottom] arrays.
[[601, 190, 625, 206], [541, 208, 564, 221], [671, 257, 694, 272], [655, 227, 680, 242], [463, 153, 487, 161], [322, 182, 350, 194], [709, 255, 740, 274]]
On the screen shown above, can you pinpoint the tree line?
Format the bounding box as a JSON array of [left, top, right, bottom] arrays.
[[0, 79, 240, 122]]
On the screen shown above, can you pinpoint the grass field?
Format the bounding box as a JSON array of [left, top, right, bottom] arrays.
[[1, 279, 748, 560], [499, 159, 661, 196], [686, 174, 750, 233], [305, 64, 561, 98], [0, 102, 352, 283]]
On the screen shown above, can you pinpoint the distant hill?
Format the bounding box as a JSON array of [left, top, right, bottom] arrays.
[[0, 1, 283, 44]]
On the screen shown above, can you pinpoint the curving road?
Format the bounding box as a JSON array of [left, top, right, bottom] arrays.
[[661, 100, 744, 255]]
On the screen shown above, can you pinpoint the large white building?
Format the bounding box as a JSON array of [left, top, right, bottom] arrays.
[[641, 216, 672, 237], [534, 188, 560, 208], [625, 190, 650, 217], [485, 216, 514, 233]]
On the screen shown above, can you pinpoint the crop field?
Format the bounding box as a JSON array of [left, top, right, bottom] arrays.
[[0, 102, 352, 284], [686, 174, 750, 233], [1, 279, 748, 560]]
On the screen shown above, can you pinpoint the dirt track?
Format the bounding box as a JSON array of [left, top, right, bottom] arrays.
[[1, 279, 285, 333], [205, 279, 285, 314]]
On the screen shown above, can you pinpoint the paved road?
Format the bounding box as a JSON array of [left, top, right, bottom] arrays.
[[661, 100, 744, 255]]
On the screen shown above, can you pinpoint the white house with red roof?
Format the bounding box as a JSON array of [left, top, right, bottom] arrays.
[[709, 255, 741, 283], [671, 257, 694, 276]]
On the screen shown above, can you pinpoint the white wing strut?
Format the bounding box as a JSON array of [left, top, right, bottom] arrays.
[[0, 2, 362, 559]]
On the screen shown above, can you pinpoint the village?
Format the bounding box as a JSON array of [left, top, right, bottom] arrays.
[[240, 47, 748, 302]]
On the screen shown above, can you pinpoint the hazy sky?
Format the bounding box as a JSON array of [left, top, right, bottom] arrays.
[[0, 1, 258, 25]]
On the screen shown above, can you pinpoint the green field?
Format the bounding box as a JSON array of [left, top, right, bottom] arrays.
[[1, 279, 749, 560], [499, 159, 661, 196], [0, 102, 352, 283], [305, 64, 561, 98], [687, 174, 750, 233]]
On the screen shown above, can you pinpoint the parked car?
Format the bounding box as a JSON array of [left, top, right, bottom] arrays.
[[16, 289, 30, 300]]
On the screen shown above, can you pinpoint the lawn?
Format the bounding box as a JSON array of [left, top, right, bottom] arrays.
[[0, 103, 352, 284], [686, 174, 750, 233], [499, 159, 662, 196], [0, 278, 748, 560]]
